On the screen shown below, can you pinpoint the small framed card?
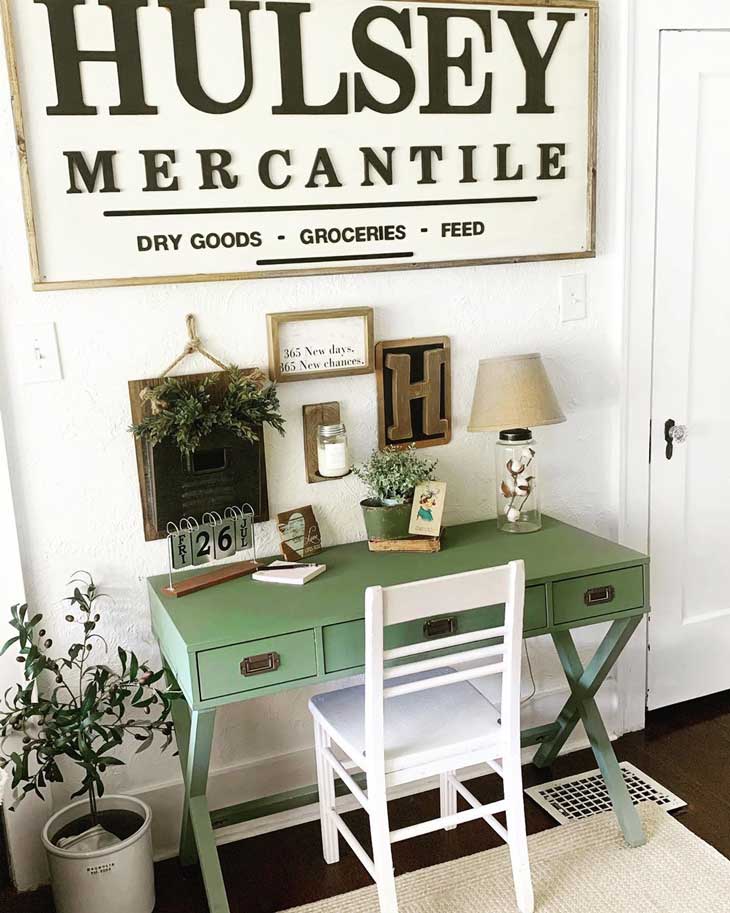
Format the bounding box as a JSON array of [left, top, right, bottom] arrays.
[[409, 482, 447, 537], [277, 505, 323, 561]]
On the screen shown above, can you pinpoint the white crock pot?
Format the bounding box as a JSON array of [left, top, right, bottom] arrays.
[[41, 794, 155, 913]]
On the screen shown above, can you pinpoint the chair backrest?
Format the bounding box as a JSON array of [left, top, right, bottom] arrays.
[[363, 561, 525, 765]]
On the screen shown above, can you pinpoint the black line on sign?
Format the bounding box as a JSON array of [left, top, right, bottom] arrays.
[[103, 196, 538, 217], [256, 252, 415, 266]]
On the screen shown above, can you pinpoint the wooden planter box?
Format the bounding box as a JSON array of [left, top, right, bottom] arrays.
[[129, 371, 270, 542]]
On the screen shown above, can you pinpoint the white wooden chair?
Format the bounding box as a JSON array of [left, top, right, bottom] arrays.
[[309, 560, 534, 913]]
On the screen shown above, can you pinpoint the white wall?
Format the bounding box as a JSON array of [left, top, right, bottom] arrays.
[[0, 0, 632, 887]]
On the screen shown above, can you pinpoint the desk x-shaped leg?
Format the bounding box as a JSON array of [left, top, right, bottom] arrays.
[[532, 615, 646, 848], [166, 668, 231, 913]]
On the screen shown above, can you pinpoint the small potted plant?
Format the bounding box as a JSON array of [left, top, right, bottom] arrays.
[[0, 573, 178, 913], [354, 446, 437, 540]]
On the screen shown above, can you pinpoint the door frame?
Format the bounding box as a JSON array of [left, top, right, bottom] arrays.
[[619, 0, 730, 727], [0, 406, 52, 890]]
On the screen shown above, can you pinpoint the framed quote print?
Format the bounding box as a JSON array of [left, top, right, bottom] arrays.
[[267, 307, 374, 382], [1, 0, 598, 290]]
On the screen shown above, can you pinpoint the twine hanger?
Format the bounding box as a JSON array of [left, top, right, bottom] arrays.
[[161, 313, 228, 375], [139, 314, 229, 413]]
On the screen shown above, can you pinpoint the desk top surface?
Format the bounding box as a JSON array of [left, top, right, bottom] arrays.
[[148, 516, 648, 652]]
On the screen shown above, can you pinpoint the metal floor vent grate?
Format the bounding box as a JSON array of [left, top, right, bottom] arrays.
[[525, 762, 686, 825]]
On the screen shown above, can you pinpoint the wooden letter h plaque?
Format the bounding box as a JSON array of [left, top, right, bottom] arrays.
[[376, 337, 451, 450]]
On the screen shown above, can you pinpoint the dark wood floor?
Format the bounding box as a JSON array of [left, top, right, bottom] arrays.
[[4, 690, 730, 913]]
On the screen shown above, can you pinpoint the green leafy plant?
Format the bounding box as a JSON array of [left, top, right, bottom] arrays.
[[0, 573, 178, 824], [354, 446, 437, 504], [131, 366, 286, 455]]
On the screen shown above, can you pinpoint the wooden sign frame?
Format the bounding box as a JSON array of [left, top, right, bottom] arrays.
[[1, 0, 598, 291], [267, 307, 374, 382], [128, 370, 270, 541]]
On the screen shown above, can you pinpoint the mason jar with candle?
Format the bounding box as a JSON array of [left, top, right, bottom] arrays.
[[317, 423, 350, 478]]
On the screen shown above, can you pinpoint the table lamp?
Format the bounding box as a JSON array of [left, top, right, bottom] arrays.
[[468, 353, 565, 533]]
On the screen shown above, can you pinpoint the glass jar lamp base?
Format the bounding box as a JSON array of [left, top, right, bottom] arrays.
[[499, 518, 542, 534], [495, 428, 542, 535]]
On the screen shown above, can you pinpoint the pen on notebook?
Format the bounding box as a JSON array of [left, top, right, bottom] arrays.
[[255, 562, 320, 571]]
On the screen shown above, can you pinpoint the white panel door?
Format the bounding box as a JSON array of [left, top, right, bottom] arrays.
[[648, 31, 730, 709]]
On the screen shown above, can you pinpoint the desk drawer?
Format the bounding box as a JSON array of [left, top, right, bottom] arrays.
[[197, 630, 317, 700], [553, 567, 645, 625], [323, 585, 547, 674]]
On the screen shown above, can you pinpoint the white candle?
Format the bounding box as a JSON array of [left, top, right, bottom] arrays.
[[318, 440, 350, 477]]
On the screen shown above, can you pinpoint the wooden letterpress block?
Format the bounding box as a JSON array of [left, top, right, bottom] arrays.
[[376, 337, 452, 449]]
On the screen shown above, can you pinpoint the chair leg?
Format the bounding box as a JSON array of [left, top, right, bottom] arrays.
[[313, 721, 340, 864], [440, 772, 457, 830], [368, 778, 399, 913], [503, 754, 534, 913]]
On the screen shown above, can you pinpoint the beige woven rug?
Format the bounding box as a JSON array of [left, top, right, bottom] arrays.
[[282, 803, 730, 912]]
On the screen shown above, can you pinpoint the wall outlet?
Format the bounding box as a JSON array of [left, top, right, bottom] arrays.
[[20, 322, 63, 384], [560, 274, 588, 322]]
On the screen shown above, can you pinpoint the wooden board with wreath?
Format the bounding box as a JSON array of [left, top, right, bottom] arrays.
[[127, 317, 285, 542]]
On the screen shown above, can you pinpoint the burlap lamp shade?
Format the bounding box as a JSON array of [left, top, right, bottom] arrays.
[[468, 354, 566, 433]]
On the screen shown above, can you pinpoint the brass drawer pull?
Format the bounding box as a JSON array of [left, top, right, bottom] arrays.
[[423, 617, 457, 638], [241, 652, 281, 676], [584, 585, 615, 607]]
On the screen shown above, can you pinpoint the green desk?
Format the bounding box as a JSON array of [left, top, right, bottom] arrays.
[[148, 516, 650, 913]]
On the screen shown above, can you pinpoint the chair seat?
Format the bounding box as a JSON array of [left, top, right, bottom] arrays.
[[309, 669, 503, 774]]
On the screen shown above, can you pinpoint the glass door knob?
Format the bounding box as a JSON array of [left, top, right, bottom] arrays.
[[664, 419, 688, 459]]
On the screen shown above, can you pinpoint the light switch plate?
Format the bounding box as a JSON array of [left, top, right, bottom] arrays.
[[560, 274, 587, 322], [20, 322, 63, 384]]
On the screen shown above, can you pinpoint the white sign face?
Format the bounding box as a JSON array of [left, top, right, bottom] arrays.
[[3, 0, 597, 290], [278, 319, 369, 382], [280, 317, 368, 374]]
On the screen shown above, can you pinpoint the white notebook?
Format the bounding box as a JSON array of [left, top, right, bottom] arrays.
[[252, 561, 326, 586]]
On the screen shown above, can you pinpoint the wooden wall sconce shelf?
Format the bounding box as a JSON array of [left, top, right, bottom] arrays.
[[303, 401, 349, 484], [312, 471, 352, 482]]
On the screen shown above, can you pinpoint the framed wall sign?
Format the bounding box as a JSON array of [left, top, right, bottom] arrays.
[[267, 308, 374, 382], [128, 371, 270, 541], [2, 0, 597, 291], [376, 337, 452, 449]]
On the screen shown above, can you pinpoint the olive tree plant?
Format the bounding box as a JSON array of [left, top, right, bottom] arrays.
[[0, 573, 178, 824]]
